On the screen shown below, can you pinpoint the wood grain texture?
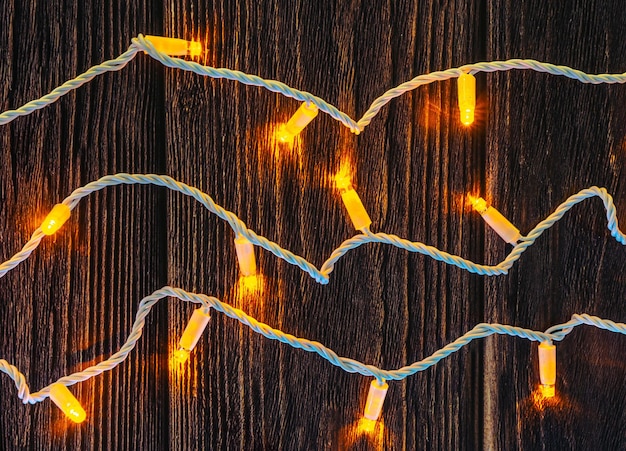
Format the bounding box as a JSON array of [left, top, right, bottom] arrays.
[[484, 1, 626, 450], [0, 1, 168, 449], [0, 1, 625, 449]]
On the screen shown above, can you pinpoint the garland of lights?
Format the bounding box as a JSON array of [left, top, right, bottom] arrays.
[[1, 35, 625, 424]]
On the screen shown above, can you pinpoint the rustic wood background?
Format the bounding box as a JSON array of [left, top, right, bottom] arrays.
[[1, 1, 626, 449]]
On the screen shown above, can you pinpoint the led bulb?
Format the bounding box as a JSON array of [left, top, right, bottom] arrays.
[[277, 102, 319, 142], [363, 379, 388, 421], [472, 197, 520, 244], [457, 72, 476, 126], [176, 307, 211, 362], [538, 342, 556, 398], [49, 383, 86, 423], [335, 171, 371, 231], [145, 35, 202, 57], [234, 235, 257, 276], [41, 204, 71, 235], [341, 189, 372, 230], [174, 348, 191, 363], [239, 274, 263, 294]]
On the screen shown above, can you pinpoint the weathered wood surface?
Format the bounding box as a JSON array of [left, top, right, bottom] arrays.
[[0, 1, 625, 449]]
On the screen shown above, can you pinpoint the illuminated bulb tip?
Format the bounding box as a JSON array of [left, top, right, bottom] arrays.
[[240, 274, 262, 294], [277, 125, 294, 143], [188, 41, 203, 57], [41, 203, 71, 235], [471, 196, 520, 244], [471, 196, 488, 214], [234, 235, 257, 276], [145, 35, 202, 57], [334, 170, 352, 192], [357, 418, 377, 434], [363, 379, 388, 421], [277, 102, 319, 143], [49, 383, 86, 423], [538, 342, 556, 398], [174, 348, 191, 363], [176, 307, 211, 362], [457, 72, 476, 126]]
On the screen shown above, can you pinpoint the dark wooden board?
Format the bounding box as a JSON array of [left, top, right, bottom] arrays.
[[0, 1, 625, 449], [0, 1, 169, 449], [484, 1, 626, 449]]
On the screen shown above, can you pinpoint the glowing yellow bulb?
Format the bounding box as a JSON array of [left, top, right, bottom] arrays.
[[277, 102, 319, 142], [356, 418, 377, 434], [538, 342, 556, 398], [472, 197, 488, 214], [234, 235, 257, 276], [334, 169, 353, 192], [239, 274, 262, 294], [49, 383, 86, 423], [176, 307, 211, 363], [174, 348, 191, 363], [457, 72, 476, 126], [335, 171, 371, 231], [41, 204, 71, 235], [145, 35, 203, 57], [363, 379, 388, 421], [188, 42, 203, 57], [471, 196, 520, 244]]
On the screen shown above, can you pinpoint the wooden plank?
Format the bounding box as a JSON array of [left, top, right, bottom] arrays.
[[3, 1, 626, 449], [0, 1, 168, 449], [164, 1, 484, 449], [485, 1, 626, 449]]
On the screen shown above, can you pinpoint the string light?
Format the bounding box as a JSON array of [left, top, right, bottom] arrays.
[[470, 196, 521, 244], [144, 35, 202, 57], [457, 72, 476, 126], [335, 168, 372, 231], [1, 175, 622, 283], [363, 379, 389, 421], [277, 102, 319, 142], [238, 274, 263, 295], [0, 286, 620, 425], [48, 383, 86, 423], [1, 34, 626, 429], [40, 203, 71, 235], [0, 174, 618, 428], [538, 342, 557, 398], [4, 33, 626, 130], [174, 307, 212, 363], [234, 234, 257, 276]]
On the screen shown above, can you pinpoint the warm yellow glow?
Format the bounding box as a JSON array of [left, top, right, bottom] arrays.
[[334, 167, 353, 192], [234, 235, 257, 276], [41, 204, 71, 235], [363, 379, 388, 421], [530, 385, 561, 411], [538, 342, 556, 398], [188, 41, 202, 57], [356, 418, 377, 434], [540, 384, 555, 398], [457, 72, 476, 126], [341, 189, 372, 231], [239, 274, 263, 294], [145, 35, 203, 57], [339, 417, 387, 449], [277, 102, 319, 143], [470, 195, 520, 244], [173, 348, 191, 363], [176, 307, 211, 361], [49, 383, 86, 423], [334, 166, 371, 230], [471, 196, 488, 214]]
